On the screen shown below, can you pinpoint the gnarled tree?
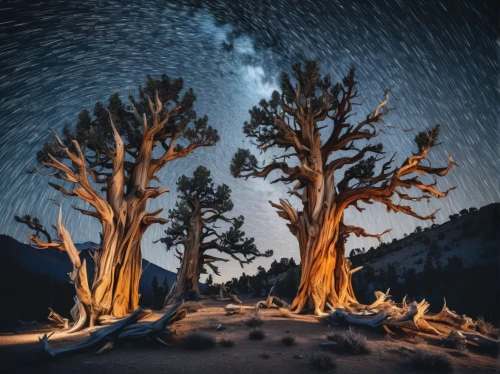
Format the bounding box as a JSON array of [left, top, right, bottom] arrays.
[[230, 61, 455, 315], [156, 166, 272, 299], [17, 75, 219, 329]]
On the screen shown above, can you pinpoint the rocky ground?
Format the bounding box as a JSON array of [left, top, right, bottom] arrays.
[[0, 298, 497, 374]]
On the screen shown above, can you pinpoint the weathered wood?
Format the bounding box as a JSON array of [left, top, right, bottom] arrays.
[[255, 287, 290, 310], [47, 308, 69, 329], [40, 307, 147, 357], [40, 301, 185, 357], [327, 294, 499, 351], [221, 284, 243, 305]]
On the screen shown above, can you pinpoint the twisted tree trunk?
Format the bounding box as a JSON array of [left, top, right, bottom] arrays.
[[90, 240, 142, 321], [290, 210, 357, 315]]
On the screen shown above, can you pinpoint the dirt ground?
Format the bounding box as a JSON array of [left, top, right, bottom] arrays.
[[0, 298, 497, 374]]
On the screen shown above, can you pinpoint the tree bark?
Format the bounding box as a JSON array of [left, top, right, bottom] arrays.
[[290, 220, 357, 315], [90, 239, 142, 320], [171, 200, 203, 299]]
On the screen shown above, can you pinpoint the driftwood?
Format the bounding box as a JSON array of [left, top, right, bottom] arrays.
[[224, 286, 291, 315], [327, 292, 499, 351], [47, 308, 69, 329], [225, 303, 248, 314], [255, 286, 290, 310], [39, 301, 185, 357], [214, 284, 243, 304]]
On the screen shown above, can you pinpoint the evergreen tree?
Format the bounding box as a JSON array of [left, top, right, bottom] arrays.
[[157, 166, 272, 298]]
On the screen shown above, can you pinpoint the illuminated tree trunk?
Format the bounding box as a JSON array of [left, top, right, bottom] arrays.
[[90, 239, 142, 322], [288, 202, 358, 315]]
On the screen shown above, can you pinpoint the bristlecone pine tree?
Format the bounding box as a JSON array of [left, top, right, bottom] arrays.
[[230, 61, 456, 315], [16, 75, 219, 329], [156, 165, 273, 299]]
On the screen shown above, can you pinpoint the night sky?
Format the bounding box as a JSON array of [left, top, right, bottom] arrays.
[[0, 0, 498, 282]]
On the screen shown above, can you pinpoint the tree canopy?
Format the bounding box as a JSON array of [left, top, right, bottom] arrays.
[[157, 166, 272, 298]]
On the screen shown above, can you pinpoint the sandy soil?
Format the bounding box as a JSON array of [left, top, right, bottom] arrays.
[[0, 299, 497, 374]]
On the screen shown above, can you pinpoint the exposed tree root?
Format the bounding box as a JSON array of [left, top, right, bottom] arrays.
[[39, 301, 186, 357], [327, 292, 499, 352]]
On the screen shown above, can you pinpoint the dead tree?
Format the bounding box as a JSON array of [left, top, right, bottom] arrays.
[[231, 61, 455, 315], [327, 294, 499, 351], [17, 75, 219, 329], [156, 166, 272, 299]]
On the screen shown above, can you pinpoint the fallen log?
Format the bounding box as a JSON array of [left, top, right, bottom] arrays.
[[39, 301, 185, 357]]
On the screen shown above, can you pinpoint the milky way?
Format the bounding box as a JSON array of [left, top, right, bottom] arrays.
[[0, 0, 498, 282]]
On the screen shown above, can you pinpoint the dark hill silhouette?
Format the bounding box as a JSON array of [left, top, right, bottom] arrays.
[[348, 202, 499, 322], [349, 203, 499, 272], [0, 234, 176, 327]]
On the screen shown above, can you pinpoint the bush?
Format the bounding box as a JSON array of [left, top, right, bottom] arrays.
[[281, 336, 296, 346], [249, 329, 265, 340], [308, 352, 336, 371], [409, 348, 453, 372], [185, 331, 216, 350], [245, 313, 263, 328], [219, 337, 235, 347], [477, 317, 499, 339], [182, 301, 204, 314], [444, 330, 467, 352], [409, 335, 426, 345], [429, 243, 441, 258], [325, 328, 370, 354], [151, 276, 169, 310]]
